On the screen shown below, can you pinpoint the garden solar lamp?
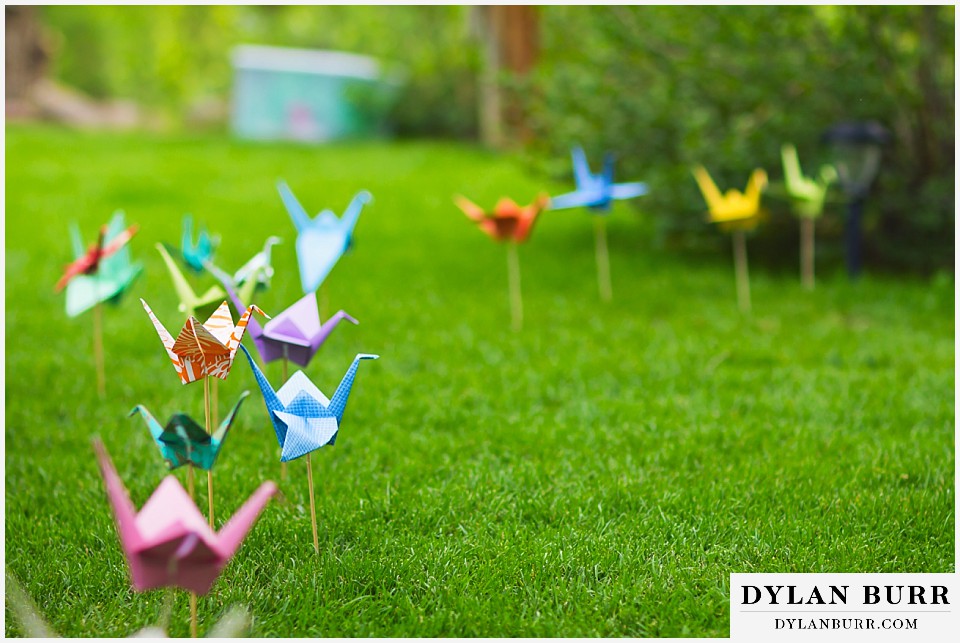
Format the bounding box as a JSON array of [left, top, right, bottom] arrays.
[[821, 121, 891, 279]]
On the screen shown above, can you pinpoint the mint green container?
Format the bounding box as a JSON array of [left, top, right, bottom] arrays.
[[230, 45, 396, 142]]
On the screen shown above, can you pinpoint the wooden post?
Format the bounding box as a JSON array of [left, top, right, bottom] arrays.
[[800, 217, 815, 290], [189, 592, 198, 637], [732, 230, 751, 314], [319, 283, 329, 321], [507, 242, 523, 332], [93, 302, 105, 398], [594, 217, 612, 302], [307, 453, 319, 553], [204, 378, 214, 529], [280, 354, 288, 481]]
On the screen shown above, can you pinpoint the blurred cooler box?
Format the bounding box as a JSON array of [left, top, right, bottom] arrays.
[[230, 45, 397, 142]]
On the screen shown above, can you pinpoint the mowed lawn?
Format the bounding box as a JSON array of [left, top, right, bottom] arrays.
[[4, 125, 954, 637]]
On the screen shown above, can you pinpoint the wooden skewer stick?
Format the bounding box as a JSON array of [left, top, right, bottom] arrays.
[[160, 587, 174, 632], [204, 377, 214, 529], [187, 467, 195, 500], [189, 592, 198, 638], [732, 230, 751, 314], [307, 453, 319, 553], [800, 217, 815, 290], [93, 302, 106, 398], [594, 216, 613, 302], [280, 354, 288, 481], [507, 242, 523, 332], [319, 282, 329, 321]]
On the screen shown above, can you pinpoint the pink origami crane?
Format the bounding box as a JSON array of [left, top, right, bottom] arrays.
[[141, 299, 269, 383], [94, 439, 277, 595]]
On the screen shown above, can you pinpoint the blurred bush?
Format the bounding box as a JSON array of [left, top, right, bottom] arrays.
[[523, 6, 954, 274], [36, 6, 952, 272], [40, 5, 479, 138]]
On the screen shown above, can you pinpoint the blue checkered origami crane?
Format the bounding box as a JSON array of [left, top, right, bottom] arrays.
[[239, 344, 378, 461], [129, 391, 249, 471], [277, 180, 372, 294], [548, 146, 648, 213]]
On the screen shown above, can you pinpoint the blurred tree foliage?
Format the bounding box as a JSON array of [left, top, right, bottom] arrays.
[[39, 6, 952, 272], [40, 5, 479, 137], [524, 6, 954, 274]]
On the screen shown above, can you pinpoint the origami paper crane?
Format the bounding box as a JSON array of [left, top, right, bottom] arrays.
[[5, 569, 252, 637], [59, 211, 143, 318], [455, 193, 551, 243], [549, 146, 648, 212], [781, 143, 838, 219], [231, 236, 282, 293], [141, 298, 269, 384], [178, 214, 219, 272], [207, 261, 358, 367], [277, 180, 372, 293], [94, 439, 276, 595], [692, 165, 768, 227], [130, 391, 249, 471], [240, 344, 378, 462], [156, 243, 226, 321]]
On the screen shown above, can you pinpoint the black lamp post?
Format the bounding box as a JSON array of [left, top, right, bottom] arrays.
[[821, 121, 892, 279]]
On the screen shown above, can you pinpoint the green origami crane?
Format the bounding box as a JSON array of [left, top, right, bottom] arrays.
[[129, 391, 249, 471], [781, 143, 838, 219], [155, 242, 226, 320], [64, 211, 143, 318]]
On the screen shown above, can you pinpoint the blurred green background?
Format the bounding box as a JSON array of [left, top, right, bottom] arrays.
[[24, 5, 953, 276]]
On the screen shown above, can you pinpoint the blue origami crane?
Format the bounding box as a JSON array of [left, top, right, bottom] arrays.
[[239, 344, 378, 461], [179, 214, 219, 273], [277, 180, 372, 294], [129, 391, 249, 471], [549, 146, 648, 213]]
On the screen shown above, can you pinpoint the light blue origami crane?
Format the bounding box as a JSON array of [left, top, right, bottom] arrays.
[[548, 146, 648, 213], [239, 344, 377, 462], [179, 214, 219, 273], [129, 391, 249, 471], [276, 180, 372, 294]]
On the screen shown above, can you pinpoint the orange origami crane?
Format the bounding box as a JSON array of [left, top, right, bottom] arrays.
[[55, 222, 139, 292], [141, 299, 269, 384], [454, 194, 551, 243]]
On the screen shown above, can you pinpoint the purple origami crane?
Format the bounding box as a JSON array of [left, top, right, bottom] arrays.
[[94, 439, 277, 595], [206, 261, 358, 367]]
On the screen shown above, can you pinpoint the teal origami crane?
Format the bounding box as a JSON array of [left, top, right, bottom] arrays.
[[62, 211, 143, 318], [178, 214, 219, 273], [240, 344, 378, 461], [156, 243, 226, 320], [277, 180, 372, 294], [129, 391, 249, 471], [781, 144, 838, 219]]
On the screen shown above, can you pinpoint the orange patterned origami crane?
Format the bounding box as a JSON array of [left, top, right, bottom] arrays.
[[141, 299, 269, 384], [55, 221, 139, 292], [454, 194, 551, 243]]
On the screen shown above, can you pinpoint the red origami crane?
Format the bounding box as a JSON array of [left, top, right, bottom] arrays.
[[55, 223, 140, 292], [455, 194, 551, 243]]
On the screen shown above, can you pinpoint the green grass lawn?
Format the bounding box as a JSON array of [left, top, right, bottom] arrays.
[[4, 125, 954, 637]]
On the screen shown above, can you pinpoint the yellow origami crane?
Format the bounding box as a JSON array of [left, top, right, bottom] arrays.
[[692, 165, 768, 229], [141, 299, 270, 384]]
